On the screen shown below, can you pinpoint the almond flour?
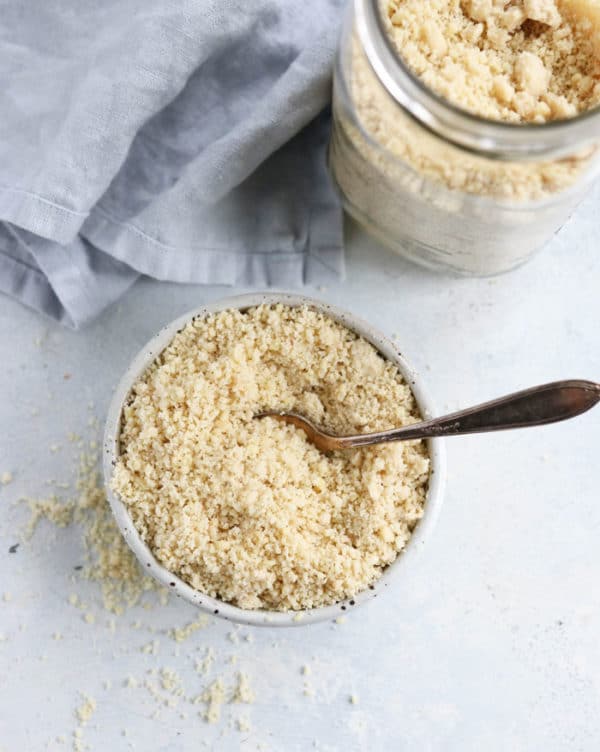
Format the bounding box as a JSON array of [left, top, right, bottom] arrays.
[[112, 304, 430, 611], [387, 0, 600, 123], [329, 0, 600, 275], [21, 445, 157, 614], [345, 0, 600, 203]]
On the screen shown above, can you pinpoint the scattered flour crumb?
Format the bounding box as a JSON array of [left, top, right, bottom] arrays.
[[232, 672, 255, 704], [1, 472, 13, 485], [228, 628, 241, 645], [196, 647, 216, 675], [335, 616, 347, 625], [141, 639, 159, 655], [21, 443, 161, 615], [237, 714, 252, 733], [73, 728, 84, 752], [202, 678, 227, 723], [168, 615, 209, 642], [75, 694, 96, 725], [3, 592, 12, 603], [23, 496, 75, 539], [160, 667, 185, 696], [350, 693, 359, 705]]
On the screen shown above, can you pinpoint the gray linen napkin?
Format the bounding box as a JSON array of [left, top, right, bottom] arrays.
[[0, 0, 344, 328]]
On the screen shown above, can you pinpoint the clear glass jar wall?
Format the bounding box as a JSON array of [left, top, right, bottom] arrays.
[[329, 0, 600, 276]]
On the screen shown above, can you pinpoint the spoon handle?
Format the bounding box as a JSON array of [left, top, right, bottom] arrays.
[[344, 380, 600, 447]]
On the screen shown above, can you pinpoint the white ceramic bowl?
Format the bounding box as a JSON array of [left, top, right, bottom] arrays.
[[104, 293, 446, 627]]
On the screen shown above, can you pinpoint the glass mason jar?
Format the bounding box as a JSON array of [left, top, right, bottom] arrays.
[[329, 0, 600, 275]]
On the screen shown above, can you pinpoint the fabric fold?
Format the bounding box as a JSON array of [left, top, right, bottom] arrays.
[[0, 0, 345, 328]]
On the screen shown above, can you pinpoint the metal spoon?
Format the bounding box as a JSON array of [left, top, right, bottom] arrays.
[[257, 379, 600, 452]]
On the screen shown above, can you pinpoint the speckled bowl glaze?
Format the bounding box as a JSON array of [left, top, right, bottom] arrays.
[[104, 293, 446, 627]]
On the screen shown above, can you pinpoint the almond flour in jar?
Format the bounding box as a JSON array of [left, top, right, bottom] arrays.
[[329, 0, 600, 274]]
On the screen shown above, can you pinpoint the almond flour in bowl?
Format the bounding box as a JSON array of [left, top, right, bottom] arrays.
[[104, 294, 445, 626]]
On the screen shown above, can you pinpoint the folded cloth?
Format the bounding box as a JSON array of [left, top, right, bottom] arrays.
[[0, 0, 344, 328]]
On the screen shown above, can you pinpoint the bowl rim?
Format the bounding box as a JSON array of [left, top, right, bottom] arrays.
[[103, 292, 446, 627]]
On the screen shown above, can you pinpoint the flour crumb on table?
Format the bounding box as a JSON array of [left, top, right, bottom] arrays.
[[21, 444, 160, 615], [231, 672, 255, 704], [303, 681, 315, 698], [196, 646, 216, 675], [75, 694, 96, 725], [168, 614, 209, 642], [236, 714, 252, 733], [159, 667, 185, 701], [228, 628, 241, 645], [202, 678, 227, 723], [141, 639, 159, 656]]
